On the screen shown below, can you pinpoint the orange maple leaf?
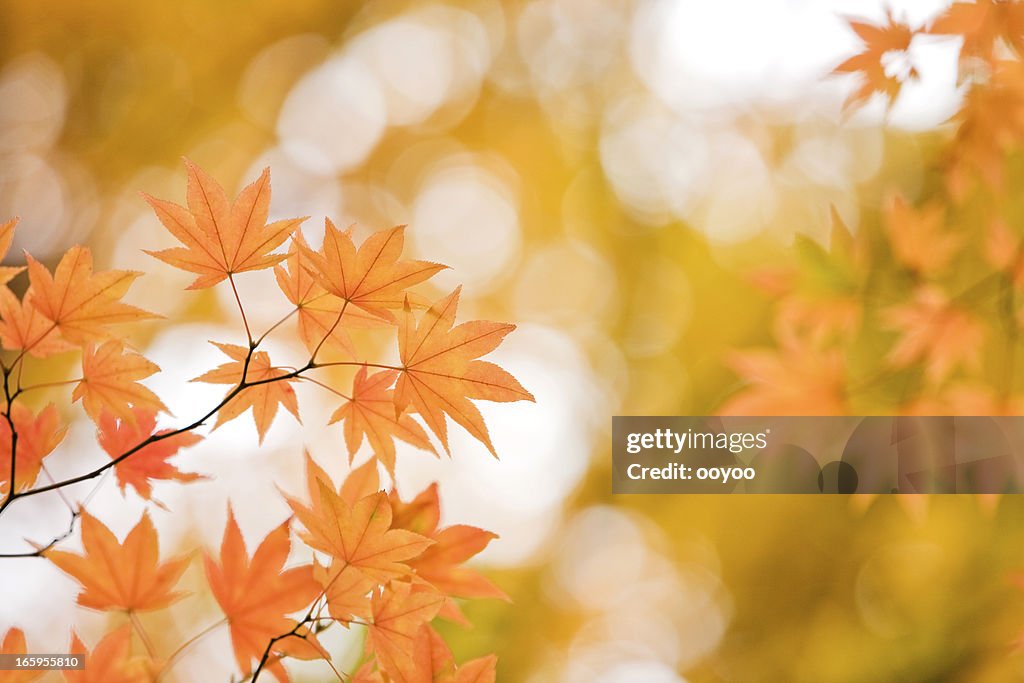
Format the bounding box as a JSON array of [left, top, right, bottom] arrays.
[[204, 507, 323, 680], [299, 451, 382, 509], [331, 367, 436, 477], [338, 456, 383, 505], [72, 340, 167, 424], [834, 12, 919, 108], [901, 383, 1024, 416], [192, 342, 300, 443], [883, 286, 986, 384], [450, 655, 498, 683], [301, 453, 386, 526], [46, 510, 189, 612], [984, 218, 1024, 285], [930, 0, 1024, 63], [286, 483, 432, 581], [396, 288, 534, 456], [718, 338, 848, 416], [415, 626, 497, 683], [350, 661, 385, 683], [884, 196, 960, 275], [96, 407, 204, 501], [66, 625, 155, 683], [273, 233, 386, 356], [0, 403, 67, 495], [352, 642, 496, 683], [313, 561, 376, 624], [946, 60, 1024, 197], [414, 524, 505, 600], [143, 161, 305, 289], [293, 454, 380, 623], [367, 581, 445, 683], [0, 219, 24, 287], [391, 484, 506, 624], [0, 628, 41, 683], [0, 286, 73, 358], [299, 221, 445, 321], [25, 246, 154, 345]]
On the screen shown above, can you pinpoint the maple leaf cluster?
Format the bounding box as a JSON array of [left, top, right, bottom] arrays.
[[0, 160, 533, 681], [723, 2, 1024, 415]]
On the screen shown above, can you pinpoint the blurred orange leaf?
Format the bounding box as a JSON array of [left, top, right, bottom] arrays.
[[367, 581, 445, 683], [97, 407, 204, 501], [46, 510, 188, 612], [0, 219, 24, 287], [0, 628, 41, 683], [719, 340, 847, 416], [0, 403, 67, 495], [204, 507, 323, 680], [66, 625, 152, 683], [834, 12, 918, 108], [931, 0, 1024, 63], [883, 286, 986, 383], [885, 196, 960, 275]]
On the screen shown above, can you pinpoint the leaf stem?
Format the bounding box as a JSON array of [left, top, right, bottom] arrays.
[[314, 361, 401, 372], [254, 307, 300, 347], [229, 274, 253, 345], [16, 378, 83, 396], [157, 618, 228, 681], [297, 376, 351, 401], [129, 610, 158, 659], [310, 300, 349, 363]]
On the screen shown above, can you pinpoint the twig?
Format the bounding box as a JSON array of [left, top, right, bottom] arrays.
[[157, 617, 227, 681], [0, 508, 78, 558], [250, 561, 353, 681]]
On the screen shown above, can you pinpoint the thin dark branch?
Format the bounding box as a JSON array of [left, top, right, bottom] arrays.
[[0, 302, 321, 555], [250, 561, 352, 681], [6, 361, 314, 503], [1, 364, 20, 516], [0, 508, 78, 558]]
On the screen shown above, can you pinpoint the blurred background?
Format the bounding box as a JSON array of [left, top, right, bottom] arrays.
[[3, 0, 1024, 681]]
